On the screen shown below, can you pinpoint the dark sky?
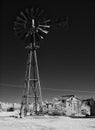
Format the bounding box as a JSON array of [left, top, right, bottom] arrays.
[[0, 0, 95, 102]]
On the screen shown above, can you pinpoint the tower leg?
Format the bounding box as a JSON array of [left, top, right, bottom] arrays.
[[20, 46, 43, 117]]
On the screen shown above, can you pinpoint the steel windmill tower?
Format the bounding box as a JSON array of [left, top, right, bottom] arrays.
[[14, 7, 68, 117]]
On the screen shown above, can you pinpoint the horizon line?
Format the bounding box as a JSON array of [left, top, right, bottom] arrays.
[[0, 83, 95, 94]]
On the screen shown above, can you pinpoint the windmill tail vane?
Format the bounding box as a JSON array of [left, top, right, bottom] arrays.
[[51, 16, 68, 29]]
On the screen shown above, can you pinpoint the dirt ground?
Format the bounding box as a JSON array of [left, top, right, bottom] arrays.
[[0, 112, 95, 130]]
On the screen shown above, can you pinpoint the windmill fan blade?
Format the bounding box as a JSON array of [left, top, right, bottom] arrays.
[[14, 26, 24, 31], [30, 8, 34, 19], [14, 21, 24, 26], [21, 32, 28, 40], [40, 19, 51, 26], [16, 30, 25, 37], [25, 34, 31, 43], [36, 31, 44, 40], [19, 32, 28, 40], [25, 8, 31, 20], [14, 23, 25, 30], [14, 22, 25, 30], [17, 16, 25, 23], [34, 8, 40, 17], [20, 11, 27, 21], [38, 27, 49, 34], [14, 27, 25, 33], [37, 9, 45, 20], [37, 29, 45, 39], [43, 19, 51, 23], [40, 35, 44, 39], [14, 27, 26, 37], [25, 32, 29, 38], [39, 24, 50, 28], [38, 26, 50, 33]]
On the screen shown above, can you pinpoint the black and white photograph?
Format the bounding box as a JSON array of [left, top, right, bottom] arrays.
[[0, 0, 95, 130]]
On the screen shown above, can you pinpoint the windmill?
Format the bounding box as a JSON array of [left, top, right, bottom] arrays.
[[14, 7, 68, 117]]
